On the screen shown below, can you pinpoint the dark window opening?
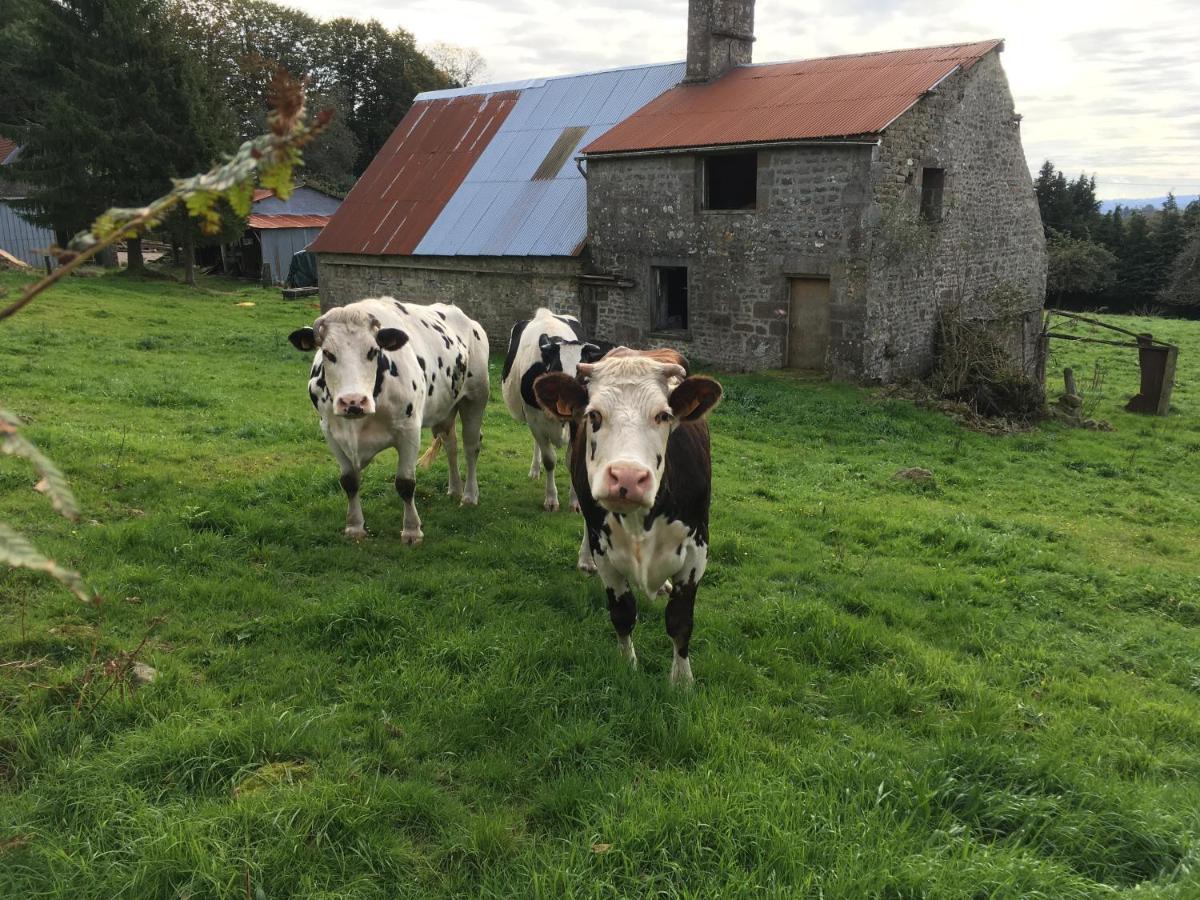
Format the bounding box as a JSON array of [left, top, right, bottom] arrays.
[[653, 266, 688, 331], [920, 167, 945, 223], [704, 152, 757, 210], [532, 126, 589, 181]]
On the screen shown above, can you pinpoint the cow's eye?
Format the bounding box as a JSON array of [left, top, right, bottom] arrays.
[[655, 410, 674, 424], [588, 410, 602, 429], [323, 351, 338, 364]]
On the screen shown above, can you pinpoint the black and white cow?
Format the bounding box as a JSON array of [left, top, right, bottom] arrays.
[[501, 308, 606, 515], [534, 348, 722, 685], [288, 297, 489, 544]]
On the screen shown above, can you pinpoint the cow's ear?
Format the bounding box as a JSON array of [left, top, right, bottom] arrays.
[[376, 328, 408, 351], [534, 372, 588, 420], [580, 342, 606, 364], [669, 376, 722, 421], [289, 327, 317, 351]]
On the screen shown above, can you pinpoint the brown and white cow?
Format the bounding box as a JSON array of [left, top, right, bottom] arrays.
[[535, 349, 722, 685], [289, 297, 489, 544]]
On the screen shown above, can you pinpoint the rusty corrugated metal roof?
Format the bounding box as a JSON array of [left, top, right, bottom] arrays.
[[251, 188, 274, 202], [583, 40, 1003, 155], [309, 92, 519, 256], [247, 214, 331, 229], [0, 138, 16, 165]]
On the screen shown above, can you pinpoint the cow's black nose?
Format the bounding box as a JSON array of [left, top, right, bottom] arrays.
[[618, 487, 628, 498]]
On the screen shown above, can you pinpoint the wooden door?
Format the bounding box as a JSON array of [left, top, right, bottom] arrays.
[[787, 277, 831, 369]]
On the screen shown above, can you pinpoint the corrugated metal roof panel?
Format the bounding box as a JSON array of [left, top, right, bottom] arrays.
[[584, 40, 1001, 154], [0, 138, 17, 166], [413, 60, 686, 257], [309, 91, 519, 255], [248, 214, 331, 229]]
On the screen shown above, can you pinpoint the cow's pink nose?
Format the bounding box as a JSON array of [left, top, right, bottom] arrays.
[[336, 394, 371, 416], [606, 464, 652, 503]]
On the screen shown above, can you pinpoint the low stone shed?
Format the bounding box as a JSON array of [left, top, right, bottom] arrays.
[[313, 0, 1046, 380]]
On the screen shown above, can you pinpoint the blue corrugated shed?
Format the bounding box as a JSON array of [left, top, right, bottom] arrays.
[[0, 143, 57, 268], [414, 61, 685, 257]]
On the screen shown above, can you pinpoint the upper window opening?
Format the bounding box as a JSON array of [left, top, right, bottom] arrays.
[[652, 266, 688, 331], [532, 126, 589, 181], [920, 167, 945, 223], [704, 152, 758, 210]]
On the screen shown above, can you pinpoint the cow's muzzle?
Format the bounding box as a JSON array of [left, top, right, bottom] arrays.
[[335, 393, 373, 418], [600, 463, 653, 509]]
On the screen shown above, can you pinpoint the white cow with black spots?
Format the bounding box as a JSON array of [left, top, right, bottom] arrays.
[[289, 297, 489, 544], [501, 308, 607, 515], [534, 348, 722, 685]]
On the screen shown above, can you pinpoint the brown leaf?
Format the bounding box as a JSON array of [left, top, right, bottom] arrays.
[[591, 843, 612, 854], [0, 834, 30, 854]]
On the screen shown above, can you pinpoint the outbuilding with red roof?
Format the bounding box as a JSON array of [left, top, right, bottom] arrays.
[[314, 0, 1046, 380]]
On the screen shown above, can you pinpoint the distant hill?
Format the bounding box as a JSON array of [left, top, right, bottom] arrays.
[[1098, 195, 1199, 214]]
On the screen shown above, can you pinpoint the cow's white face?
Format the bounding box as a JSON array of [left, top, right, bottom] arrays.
[[289, 312, 408, 418], [535, 351, 721, 513]]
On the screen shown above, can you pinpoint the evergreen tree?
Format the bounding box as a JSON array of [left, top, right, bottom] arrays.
[[3, 0, 231, 264], [1117, 213, 1159, 307]]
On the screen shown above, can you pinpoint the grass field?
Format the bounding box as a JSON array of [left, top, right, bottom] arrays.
[[1, 270, 1198, 898]]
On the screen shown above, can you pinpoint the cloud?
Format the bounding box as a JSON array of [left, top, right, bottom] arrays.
[[284, 0, 1198, 199]]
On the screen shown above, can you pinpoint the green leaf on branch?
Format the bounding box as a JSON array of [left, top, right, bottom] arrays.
[[0, 523, 97, 604], [1, 410, 80, 521]]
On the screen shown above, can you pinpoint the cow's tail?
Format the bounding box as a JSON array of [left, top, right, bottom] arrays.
[[417, 436, 443, 469]]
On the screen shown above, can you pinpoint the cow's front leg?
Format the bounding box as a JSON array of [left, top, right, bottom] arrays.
[[395, 432, 423, 545], [665, 578, 697, 687], [568, 482, 581, 514], [541, 442, 560, 512], [340, 466, 366, 540], [577, 527, 596, 574], [528, 439, 542, 480], [596, 559, 637, 668], [326, 440, 367, 539]]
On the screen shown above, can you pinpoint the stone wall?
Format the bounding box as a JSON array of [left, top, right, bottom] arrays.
[[584, 48, 1046, 380], [316, 254, 584, 349], [863, 50, 1047, 382], [585, 144, 874, 372]]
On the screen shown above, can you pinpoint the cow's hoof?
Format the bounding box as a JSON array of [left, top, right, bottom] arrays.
[[447, 486, 463, 499], [577, 559, 597, 575], [401, 530, 423, 545], [618, 637, 637, 669], [670, 657, 694, 688], [460, 494, 479, 507], [544, 499, 560, 512], [344, 526, 367, 540], [570, 500, 582, 513], [528, 467, 541, 480]]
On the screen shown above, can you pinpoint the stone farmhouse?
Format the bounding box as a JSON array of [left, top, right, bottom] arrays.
[[312, 0, 1046, 380]]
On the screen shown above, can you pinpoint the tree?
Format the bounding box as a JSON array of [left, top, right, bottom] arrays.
[[300, 85, 360, 196], [1117, 213, 1159, 307], [2, 0, 232, 267], [425, 41, 488, 87], [1158, 231, 1200, 311], [1045, 231, 1118, 302], [1034, 160, 1099, 239]]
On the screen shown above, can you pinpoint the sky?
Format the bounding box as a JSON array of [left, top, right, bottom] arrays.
[[288, 0, 1199, 201]]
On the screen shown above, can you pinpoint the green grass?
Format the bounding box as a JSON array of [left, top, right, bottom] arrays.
[[1, 271, 1198, 898]]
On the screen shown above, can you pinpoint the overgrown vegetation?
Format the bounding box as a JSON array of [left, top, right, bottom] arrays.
[[1, 272, 1197, 897]]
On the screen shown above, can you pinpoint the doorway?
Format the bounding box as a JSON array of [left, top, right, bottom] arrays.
[[787, 277, 831, 369]]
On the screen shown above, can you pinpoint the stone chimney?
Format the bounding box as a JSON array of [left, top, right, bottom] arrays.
[[684, 0, 755, 83]]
